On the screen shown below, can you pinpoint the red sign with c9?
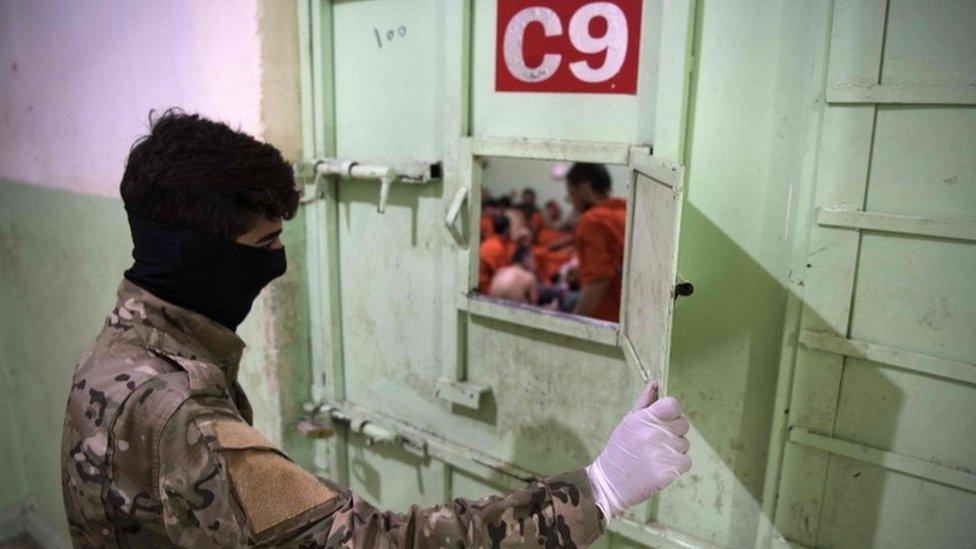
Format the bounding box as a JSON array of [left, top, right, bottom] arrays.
[[495, 0, 643, 94]]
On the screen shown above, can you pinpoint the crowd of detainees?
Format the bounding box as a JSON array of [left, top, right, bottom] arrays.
[[478, 163, 626, 323]]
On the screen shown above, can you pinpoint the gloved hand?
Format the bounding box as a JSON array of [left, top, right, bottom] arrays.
[[585, 382, 691, 520]]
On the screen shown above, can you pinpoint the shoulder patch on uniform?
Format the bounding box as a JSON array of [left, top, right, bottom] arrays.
[[211, 418, 276, 451], [195, 418, 339, 537], [224, 449, 338, 536]]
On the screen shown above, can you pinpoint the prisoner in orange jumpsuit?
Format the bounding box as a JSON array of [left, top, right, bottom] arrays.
[[519, 188, 547, 239], [481, 214, 494, 240], [566, 163, 627, 322], [479, 214, 512, 293]]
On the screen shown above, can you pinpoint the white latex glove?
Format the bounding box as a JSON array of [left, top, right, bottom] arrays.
[[585, 382, 692, 520]]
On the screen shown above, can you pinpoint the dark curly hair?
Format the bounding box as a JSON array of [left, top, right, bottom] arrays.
[[120, 109, 299, 239], [566, 162, 612, 196]]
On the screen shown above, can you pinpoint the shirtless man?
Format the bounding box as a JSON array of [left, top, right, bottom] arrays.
[[488, 245, 539, 304]]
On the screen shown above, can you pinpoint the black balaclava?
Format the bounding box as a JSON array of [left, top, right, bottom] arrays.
[[124, 211, 287, 331]]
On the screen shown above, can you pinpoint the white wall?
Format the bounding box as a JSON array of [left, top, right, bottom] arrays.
[[481, 156, 628, 212], [0, 0, 263, 197]]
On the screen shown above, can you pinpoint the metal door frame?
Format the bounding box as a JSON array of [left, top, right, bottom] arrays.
[[296, 1, 707, 546]]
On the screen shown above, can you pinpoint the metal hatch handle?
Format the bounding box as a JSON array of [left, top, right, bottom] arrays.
[[298, 158, 440, 211], [444, 187, 468, 247], [316, 159, 399, 213]]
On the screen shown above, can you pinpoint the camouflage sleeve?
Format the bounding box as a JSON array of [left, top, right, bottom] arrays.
[[339, 468, 606, 548], [158, 398, 604, 547]]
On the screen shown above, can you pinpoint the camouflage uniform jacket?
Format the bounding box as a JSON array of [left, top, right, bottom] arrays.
[[62, 280, 605, 547]]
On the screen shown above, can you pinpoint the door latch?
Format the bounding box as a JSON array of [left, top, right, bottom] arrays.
[[300, 401, 427, 456], [296, 159, 441, 213], [444, 187, 469, 247], [296, 402, 335, 439]]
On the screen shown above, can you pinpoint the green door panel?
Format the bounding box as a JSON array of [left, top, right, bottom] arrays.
[[817, 456, 976, 548], [345, 432, 448, 512], [880, 0, 976, 86], [300, 1, 975, 547], [303, 2, 701, 547], [850, 235, 976, 364], [864, 107, 976, 223], [463, 317, 631, 471], [771, 1, 976, 546], [621, 155, 684, 387], [330, 0, 451, 433], [332, 0, 445, 161], [833, 359, 976, 472]]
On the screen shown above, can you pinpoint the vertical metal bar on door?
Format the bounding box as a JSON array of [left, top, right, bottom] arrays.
[[300, 0, 349, 487]]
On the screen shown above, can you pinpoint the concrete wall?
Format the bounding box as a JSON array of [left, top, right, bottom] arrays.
[[0, 1, 304, 542], [0, 0, 263, 198]]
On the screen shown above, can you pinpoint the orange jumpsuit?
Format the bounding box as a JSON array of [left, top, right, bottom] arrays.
[[575, 197, 627, 322], [535, 228, 568, 247], [528, 210, 546, 239], [480, 214, 495, 240], [479, 234, 511, 293], [533, 246, 573, 283]]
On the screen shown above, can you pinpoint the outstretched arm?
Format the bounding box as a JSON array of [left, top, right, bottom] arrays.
[[157, 398, 604, 547]]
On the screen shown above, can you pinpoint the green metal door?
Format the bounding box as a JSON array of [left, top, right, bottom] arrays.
[[765, 1, 976, 546], [296, 1, 704, 546]]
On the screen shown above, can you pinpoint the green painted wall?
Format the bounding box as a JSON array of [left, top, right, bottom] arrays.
[[661, 2, 827, 543], [0, 366, 27, 513], [0, 180, 131, 537]]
